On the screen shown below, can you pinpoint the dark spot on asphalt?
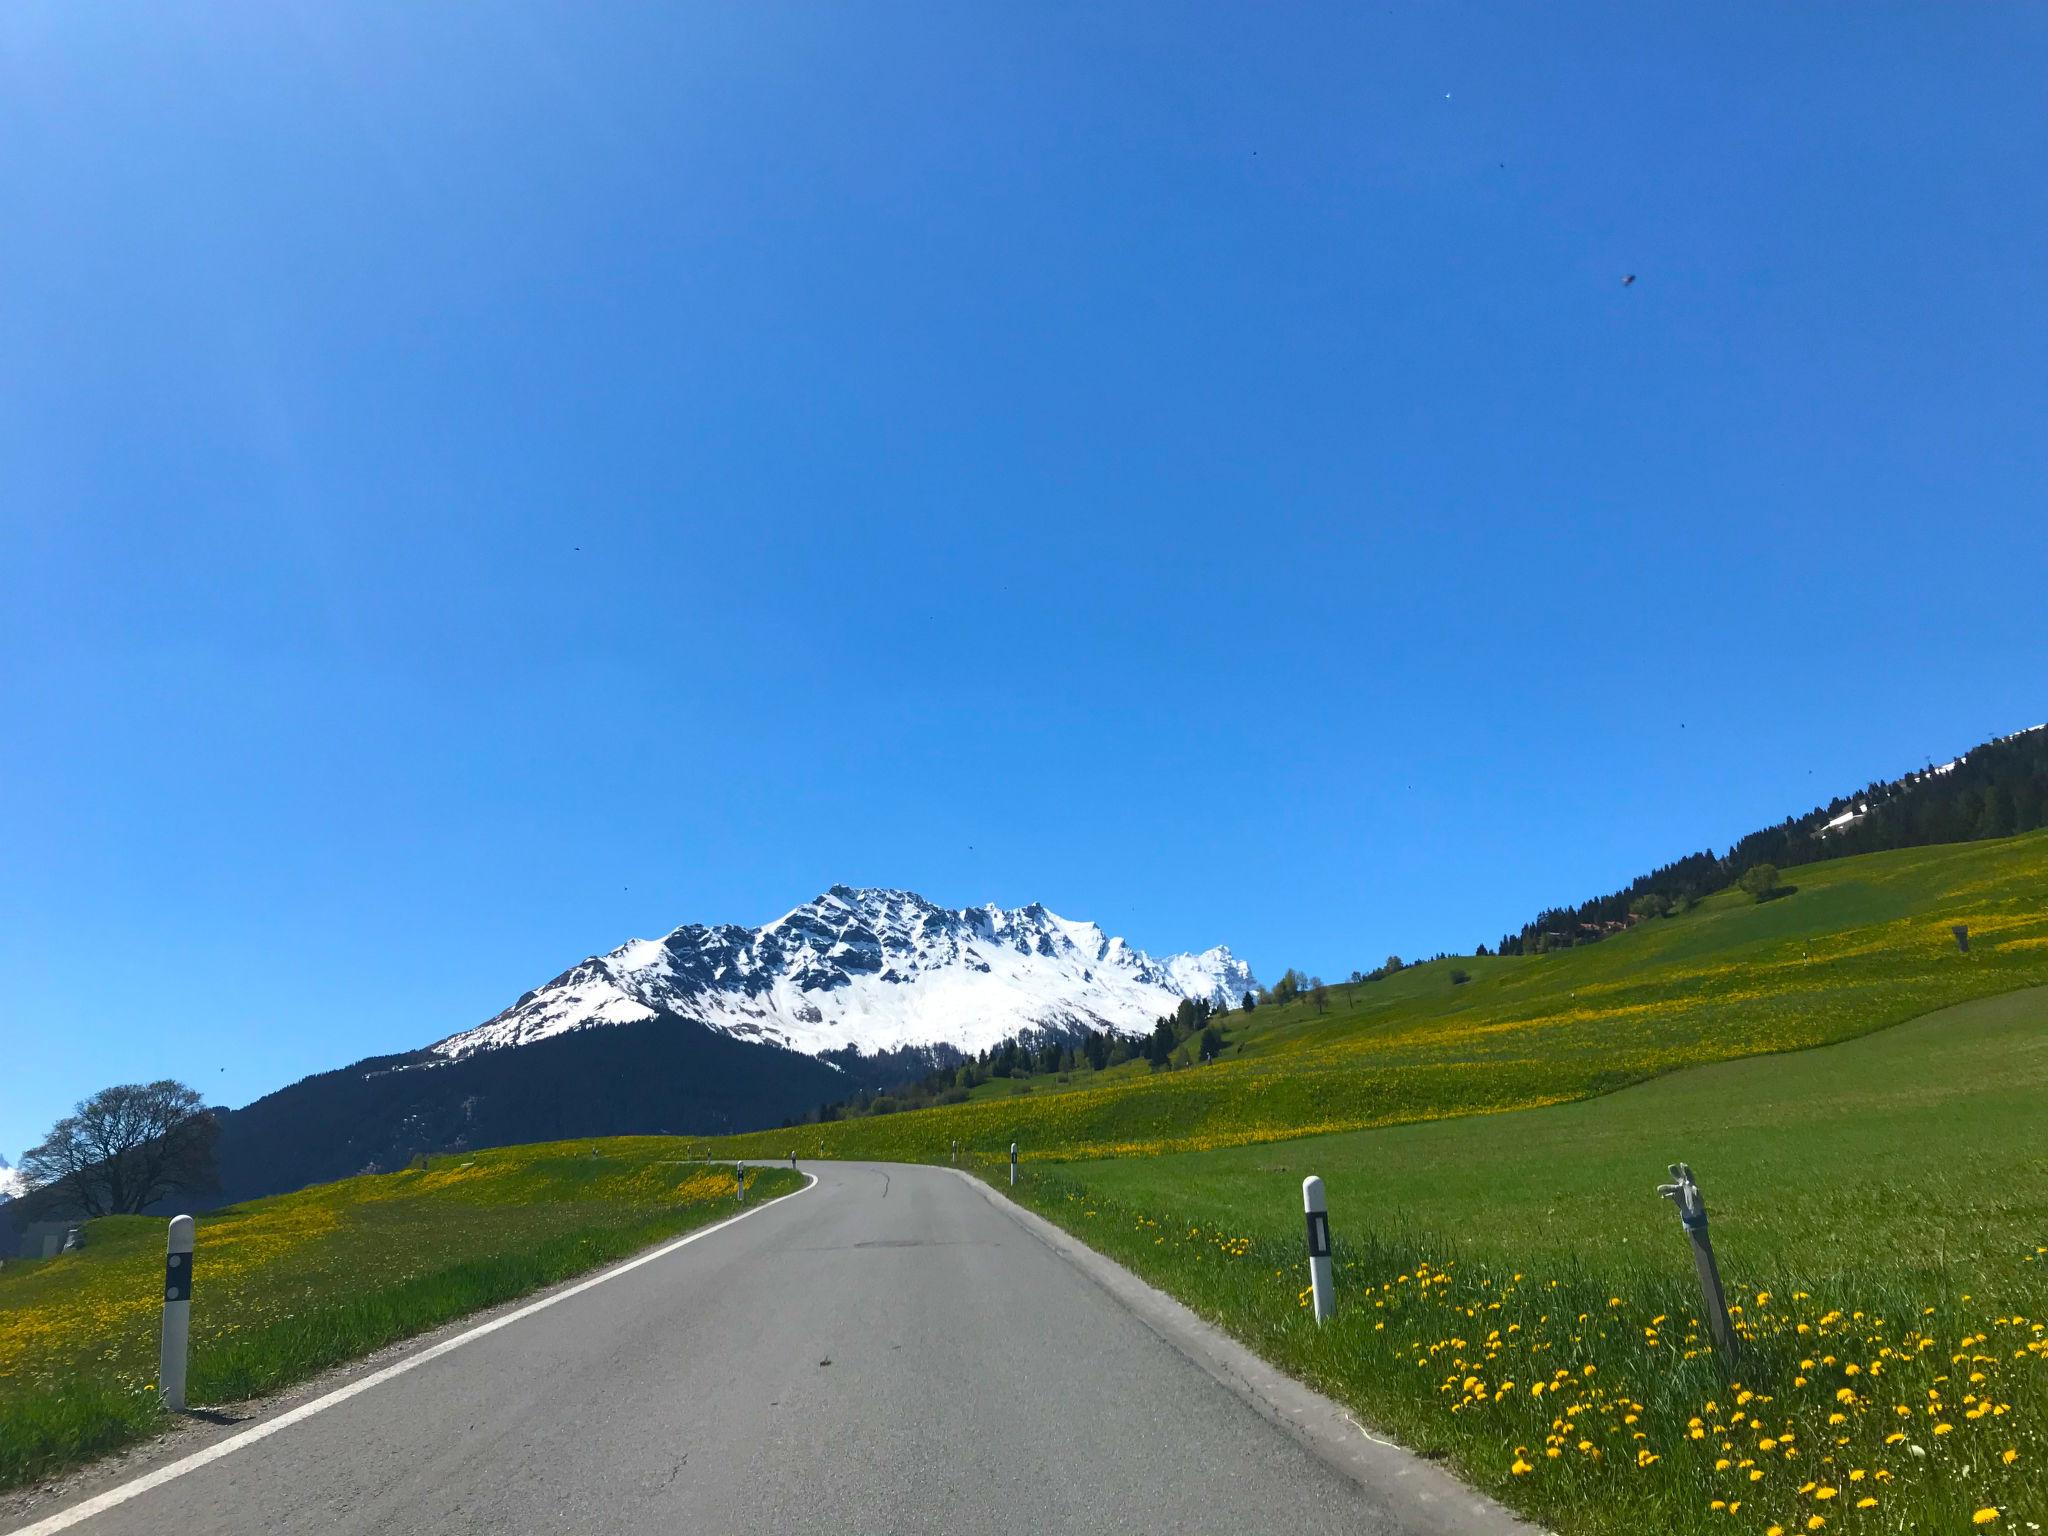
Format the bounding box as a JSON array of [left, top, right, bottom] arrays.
[[819, 1359, 831, 1367]]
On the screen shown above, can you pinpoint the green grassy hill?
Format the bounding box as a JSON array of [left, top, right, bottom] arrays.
[[1041, 984, 2048, 1280], [709, 831, 2048, 1167]]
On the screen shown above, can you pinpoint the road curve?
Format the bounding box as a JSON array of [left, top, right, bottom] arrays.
[[11, 1162, 1514, 1535]]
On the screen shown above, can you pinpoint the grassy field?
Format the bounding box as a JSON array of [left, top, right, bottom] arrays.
[[0, 1141, 798, 1491], [709, 832, 2048, 1169], [998, 986, 2048, 1535]]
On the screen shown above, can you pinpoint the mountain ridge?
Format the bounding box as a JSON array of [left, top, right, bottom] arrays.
[[194, 887, 1256, 1203], [434, 885, 1259, 1062]]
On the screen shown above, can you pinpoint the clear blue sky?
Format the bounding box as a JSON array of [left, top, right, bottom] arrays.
[[5, 3, 2045, 1157]]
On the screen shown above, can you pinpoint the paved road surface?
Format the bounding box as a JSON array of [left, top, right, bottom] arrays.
[[15, 1163, 1510, 1535]]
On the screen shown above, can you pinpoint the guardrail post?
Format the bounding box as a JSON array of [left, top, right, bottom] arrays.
[[160, 1214, 194, 1410], [1301, 1177, 1334, 1324], [1009, 1141, 1018, 1186], [1658, 1162, 1737, 1364]]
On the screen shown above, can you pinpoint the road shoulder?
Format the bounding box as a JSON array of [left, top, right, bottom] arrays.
[[953, 1168, 1543, 1536]]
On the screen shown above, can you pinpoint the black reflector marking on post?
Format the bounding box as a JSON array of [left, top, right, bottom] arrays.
[[165, 1251, 191, 1303], [1305, 1210, 1331, 1259]]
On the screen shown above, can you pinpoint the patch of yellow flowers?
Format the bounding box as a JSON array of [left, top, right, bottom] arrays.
[[1350, 1259, 2043, 1532], [1042, 1180, 2044, 1528]]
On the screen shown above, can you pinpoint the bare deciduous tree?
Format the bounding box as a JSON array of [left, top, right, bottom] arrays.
[[20, 1081, 220, 1217]]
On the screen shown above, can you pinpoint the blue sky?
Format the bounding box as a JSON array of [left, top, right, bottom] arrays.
[[4, 3, 2045, 1156]]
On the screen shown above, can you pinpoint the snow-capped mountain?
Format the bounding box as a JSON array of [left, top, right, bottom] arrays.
[[0, 1155, 24, 1204], [434, 886, 1259, 1063]]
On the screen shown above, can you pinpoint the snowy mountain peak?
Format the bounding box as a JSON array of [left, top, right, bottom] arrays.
[[433, 889, 1260, 1062], [0, 1154, 23, 1204]]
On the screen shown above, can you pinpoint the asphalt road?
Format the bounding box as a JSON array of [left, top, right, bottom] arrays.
[[16, 1163, 1517, 1535]]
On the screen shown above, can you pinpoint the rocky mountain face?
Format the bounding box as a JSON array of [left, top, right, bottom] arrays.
[[435, 886, 1259, 1062]]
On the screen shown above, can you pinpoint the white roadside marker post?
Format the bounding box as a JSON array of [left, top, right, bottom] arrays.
[[160, 1214, 195, 1410], [789, 1150, 797, 1169], [1302, 1177, 1334, 1324], [735, 1162, 745, 1204], [1658, 1162, 1737, 1364], [1009, 1141, 1018, 1187]]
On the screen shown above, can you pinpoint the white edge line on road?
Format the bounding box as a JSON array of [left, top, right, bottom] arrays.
[[7, 1173, 818, 1536]]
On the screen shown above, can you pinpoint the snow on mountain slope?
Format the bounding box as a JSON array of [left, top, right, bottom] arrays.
[[433, 887, 1260, 1062], [0, 1155, 23, 1203]]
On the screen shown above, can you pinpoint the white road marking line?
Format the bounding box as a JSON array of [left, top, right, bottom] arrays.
[[1340, 1409, 1404, 1451], [6, 1174, 817, 1536]]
